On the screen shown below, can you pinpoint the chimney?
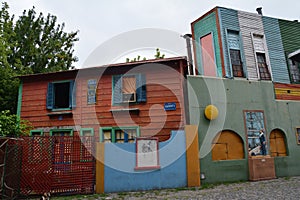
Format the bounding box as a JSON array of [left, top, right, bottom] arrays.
[[256, 7, 263, 15], [183, 34, 194, 75]]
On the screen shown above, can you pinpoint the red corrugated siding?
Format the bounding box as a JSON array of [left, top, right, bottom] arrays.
[[21, 60, 186, 141]]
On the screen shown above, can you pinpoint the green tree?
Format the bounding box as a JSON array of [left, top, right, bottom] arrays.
[[0, 2, 79, 113], [0, 110, 32, 137]]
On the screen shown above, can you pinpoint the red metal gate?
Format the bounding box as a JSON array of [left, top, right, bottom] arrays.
[[19, 136, 95, 197]]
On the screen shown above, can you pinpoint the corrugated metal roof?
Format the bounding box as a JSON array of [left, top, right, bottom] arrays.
[[17, 56, 187, 79]]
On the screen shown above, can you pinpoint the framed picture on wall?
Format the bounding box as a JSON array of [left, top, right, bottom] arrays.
[[296, 127, 300, 145], [135, 137, 160, 170]]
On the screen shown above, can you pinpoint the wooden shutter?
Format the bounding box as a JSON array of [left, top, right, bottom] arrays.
[[136, 74, 146, 102], [212, 131, 244, 161], [228, 31, 240, 50], [212, 143, 227, 160], [253, 35, 265, 53], [270, 130, 287, 157], [69, 80, 76, 108], [46, 82, 54, 109], [113, 75, 122, 104]]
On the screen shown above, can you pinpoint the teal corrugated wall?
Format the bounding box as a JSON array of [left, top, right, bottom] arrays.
[[218, 8, 245, 78], [263, 17, 290, 84], [192, 11, 222, 77]]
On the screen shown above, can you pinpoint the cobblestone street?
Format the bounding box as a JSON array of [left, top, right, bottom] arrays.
[[48, 176, 300, 200], [107, 176, 300, 200]]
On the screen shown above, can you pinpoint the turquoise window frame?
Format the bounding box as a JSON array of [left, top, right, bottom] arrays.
[[99, 126, 140, 143], [30, 130, 43, 136], [28, 129, 44, 164], [50, 129, 73, 166], [80, 128, 94, 162], [50, 129, 73, 136]]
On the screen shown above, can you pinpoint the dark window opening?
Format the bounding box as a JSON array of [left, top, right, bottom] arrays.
[[230, 49, 244, 77], [54, 82, 70, 109], [257, 53, 271, 80], [289, 60, 300, 83]]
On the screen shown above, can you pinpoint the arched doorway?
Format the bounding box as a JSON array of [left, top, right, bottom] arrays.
[[269, 129, 287, 157], [212, 130, 245, 161]]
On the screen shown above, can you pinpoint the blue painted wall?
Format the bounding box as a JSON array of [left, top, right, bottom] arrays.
[[262, 16, 290, 84], [218, 7, 246, 78], [104, 131, 187, 193]]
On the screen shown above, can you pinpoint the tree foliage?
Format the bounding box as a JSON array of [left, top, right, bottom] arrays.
[[0, 110, 32, 137], [0, 2, 79, 113]]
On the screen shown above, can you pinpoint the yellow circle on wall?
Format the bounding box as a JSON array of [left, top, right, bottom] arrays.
[[204, 105, 219, 120]]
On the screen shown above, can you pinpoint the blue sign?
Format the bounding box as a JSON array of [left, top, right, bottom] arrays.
[[164, 102, 176, 111]]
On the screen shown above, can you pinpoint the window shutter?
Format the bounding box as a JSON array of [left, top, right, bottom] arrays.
[[46, 82, 54, 109], [124, 132, 128, 143], [69, 80, 76, 108], [136, 74, 146, 102], [113, 75, 122, 104]]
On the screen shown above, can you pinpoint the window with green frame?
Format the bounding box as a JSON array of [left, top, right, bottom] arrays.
[[30, 130, 43, 136], [46, 80, 76, 110], [80, 128, 94, 162], [50, 129, 73, 165], [29, 130, 44, 164], [100, 126, 140, 143], [112, 74, 146, 104]]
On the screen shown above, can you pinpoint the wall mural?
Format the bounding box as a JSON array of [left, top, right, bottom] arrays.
[[244, 111, 267, 156]]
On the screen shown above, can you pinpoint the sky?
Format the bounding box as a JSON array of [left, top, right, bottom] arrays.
[[5, 0, 300, 68]]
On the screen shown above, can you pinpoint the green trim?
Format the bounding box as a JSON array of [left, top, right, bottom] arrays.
[[99, 127, 113, 142], [99, 126, 140, 143], [17, 81, 23, 117], [50, 129, 73, 136], [30, 130, 43, 136], [80, 128, 94, 136], [52, 79, 74, 84]]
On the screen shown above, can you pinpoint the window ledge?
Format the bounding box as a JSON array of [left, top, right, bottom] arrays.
[[47, 111, 73, 116], [110, 108, 140, 113]]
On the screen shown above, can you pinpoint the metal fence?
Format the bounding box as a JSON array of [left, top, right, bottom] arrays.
[[0, 136, 95, 199]]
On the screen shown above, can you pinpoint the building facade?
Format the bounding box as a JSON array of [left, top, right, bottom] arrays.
[[190, 6, 300, 183], [18, 57, 188, 142]]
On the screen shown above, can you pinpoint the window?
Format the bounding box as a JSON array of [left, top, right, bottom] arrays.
[[87, 79, 97, 104], [230, 49, 244, 77], [257, 53, 271, 80], [244, 111, 267, 156], [269, 129, 287, 157], [30, 130, 43, 136], [80, 128, 94, 162], [228, 30, 244, 78], [46, 80, 76, 110], [296, 127, 300, 145], [212, 130, 244, 161], [288, 59, 300, 83], [100, 126, 140, 143], [252, 34, 271, 81], [112, 74, 146, 104], [29, 130, 44, 164], [50, 129, 73, 165]]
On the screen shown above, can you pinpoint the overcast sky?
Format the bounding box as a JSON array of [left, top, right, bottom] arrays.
[[5, 0, 300, 68]]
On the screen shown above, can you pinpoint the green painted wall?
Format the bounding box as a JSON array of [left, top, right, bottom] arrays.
[[192, 11, 222, 77], [187, 76, 300, 184], [279, 19, 300, 54]]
